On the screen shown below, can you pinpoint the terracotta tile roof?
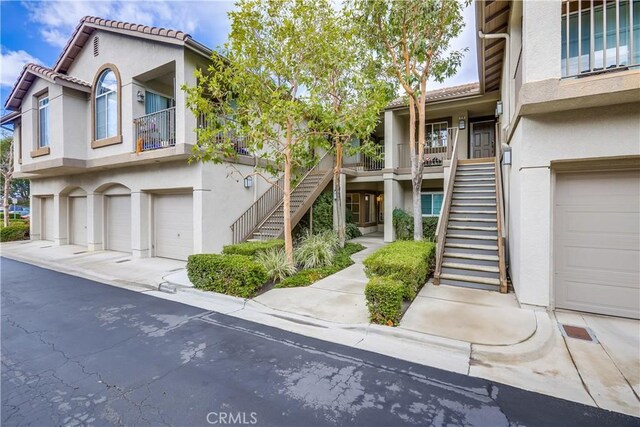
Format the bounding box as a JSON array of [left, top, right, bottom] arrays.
[[82, 16, 191, 40], [4, 63, 91, 110], [386, 82, 481, 109]]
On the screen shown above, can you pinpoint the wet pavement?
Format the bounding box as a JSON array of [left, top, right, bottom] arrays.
[[2, 258, 637, 426]]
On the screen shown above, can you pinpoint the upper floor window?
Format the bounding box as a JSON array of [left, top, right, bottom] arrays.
[[38, 96, 49, 148], [426, 121, 449, 148], [95, 69, 118, 140], [562, 0, 640, 77]]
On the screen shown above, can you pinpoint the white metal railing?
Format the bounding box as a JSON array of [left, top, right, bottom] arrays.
[[396, 127, 458, 168], [134, 107, 176, 152], [197, 113, 251, 157], [344, 143, 385, 171], [562, 0, 639, 77]]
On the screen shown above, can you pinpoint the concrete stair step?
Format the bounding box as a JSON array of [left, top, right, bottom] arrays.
[[439, 278, 500, 291], [446, 234, 498, 241], [442, 262, 499, 273], [439, 273, 500, 286], [454, 183, 495, 188], [445, 242, 499, 251], [452, 196, 495, 200], [448, 218, 497, 223], [451, 202, 496, 207], [455, 178, 495, 182], [444, 252, 499, 262], [448, 225, 497, 232], [457, 166, 495, 171], [450, 210, 497, 215], [456, 172, 495, 177]]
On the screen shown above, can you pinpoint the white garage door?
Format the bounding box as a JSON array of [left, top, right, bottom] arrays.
[[154, 193, 193, 260], [106, 195, 131, 252], [69, 196, 87, 246], [555, 170, 640, 319], [42, 197, 54, 241]]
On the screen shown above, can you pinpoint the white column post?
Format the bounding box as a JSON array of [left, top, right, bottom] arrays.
[[87, 193, 104, 251], [383, 174, 403, 242], [131, 191, 150, 258], [30, 195, 41, 240]]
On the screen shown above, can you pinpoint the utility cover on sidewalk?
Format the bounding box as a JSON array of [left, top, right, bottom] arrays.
[[559, 324, 598, 343]]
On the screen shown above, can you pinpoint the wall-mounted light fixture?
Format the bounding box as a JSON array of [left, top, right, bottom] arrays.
[[136, 90, 145, 103], [458, 116, 466, 130], [496, 101, 504, 116], [502, 146, 512, 166], [243, 176, 253, 189]]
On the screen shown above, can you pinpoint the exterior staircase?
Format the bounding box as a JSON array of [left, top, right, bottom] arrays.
[[435, 157, 508, 293], [231, 153, 333, 243]]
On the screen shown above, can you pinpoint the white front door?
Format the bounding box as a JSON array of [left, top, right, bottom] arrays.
[[154, 193, 193, 260], [69, 196, 87, 246], [106, 195, 131, 253]]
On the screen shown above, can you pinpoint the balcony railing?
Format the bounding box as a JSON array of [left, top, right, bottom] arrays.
[[562, 0, 639, 78], [344, 144, 385, 171], [134, 107, 176, 152], [397, 127, 458, 168], [198, 114, 252, 157]]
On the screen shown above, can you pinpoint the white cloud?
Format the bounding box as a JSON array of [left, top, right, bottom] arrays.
[[0, 47, 42, 87], [22, 0, 235, 50]]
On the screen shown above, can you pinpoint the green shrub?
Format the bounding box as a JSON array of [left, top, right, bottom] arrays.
[[294, 230, 338, 269], [392, 209, 438, 242], [276, 242, 365, 288], [187, 254, 268, 298], [222, 239, 284, 257], [363, 240, 436, 300], [255, 248, 297, 282], [365, 277, 404, 326], [345, 223, 362, 239], [0, 213, 24, 220], [0, 225, 30, 242]]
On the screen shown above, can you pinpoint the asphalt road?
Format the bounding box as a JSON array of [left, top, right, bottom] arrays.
[[1, 258, 637, 427]]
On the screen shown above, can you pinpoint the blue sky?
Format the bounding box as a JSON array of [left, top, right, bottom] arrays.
[[1, 0, 478, 113]]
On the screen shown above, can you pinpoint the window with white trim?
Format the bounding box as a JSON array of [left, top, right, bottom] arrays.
[[426, 121, 448, 147], [421, 192, 444, 217], [38, 96, 49, 148], [95, 69, 118, 140]]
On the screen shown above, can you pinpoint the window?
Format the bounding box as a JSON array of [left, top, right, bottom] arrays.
[[346, 193, 360, 224], [421, 192, 444, 217], [561, 0, 640, 77], [426, 122, 448, 147], [38, 97, 49, 148], [95, 69, 118, 140], [145, 91, 172, 114]]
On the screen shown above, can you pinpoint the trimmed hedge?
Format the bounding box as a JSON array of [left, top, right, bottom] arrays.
[[363, 240, 436, 300], [392, 209, 438, 241], [365, 277, 404, 326], [222, 239, 284, 257], [0, 225, 30, 242], [276, 242, 365, 288], [187, 254, 268, 298], [0, 213, 24, 220]]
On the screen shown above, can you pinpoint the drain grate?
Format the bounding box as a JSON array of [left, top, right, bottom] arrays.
[[115, 259, 131, 264], [559, 324, 598, 343]]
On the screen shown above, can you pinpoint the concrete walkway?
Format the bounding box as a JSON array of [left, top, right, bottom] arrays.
[[2, 237, 638, 417]]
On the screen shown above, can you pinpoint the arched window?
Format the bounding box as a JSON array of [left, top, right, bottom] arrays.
[[95, 69, 118, 140]]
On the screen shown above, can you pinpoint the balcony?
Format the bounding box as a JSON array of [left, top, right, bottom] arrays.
[[344, 144, 385, 171], [133, 107, 176, 152], [197, 114, 251, 157], [397, 127, 458, 168]]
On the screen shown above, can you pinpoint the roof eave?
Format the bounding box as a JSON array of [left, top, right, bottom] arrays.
[[475, 0, 486, 94], [0, 110, 21, 125]]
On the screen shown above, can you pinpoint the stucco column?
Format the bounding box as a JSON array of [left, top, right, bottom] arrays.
[[383, 173, 403, 242], [53, 194, 68, 246], [29, 195, 41, 240], [131, 191, 150, 258], [193, 188, 214, 255], [384, 110, 395, 169], [87, 193, 104, 251]]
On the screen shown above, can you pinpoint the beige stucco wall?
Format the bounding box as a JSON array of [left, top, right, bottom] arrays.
[[507, 103, 640, 307]]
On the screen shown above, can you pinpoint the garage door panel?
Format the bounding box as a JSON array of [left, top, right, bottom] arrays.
[[561, 279, 640, 318], [42, 197, 54, 241], [154, 194, 193, 261], [70, 197, 87, 246], [555, 170, 640, 319], [107, 195, 131, 253]]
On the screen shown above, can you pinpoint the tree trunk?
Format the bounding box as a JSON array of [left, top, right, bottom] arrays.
[[283, 119, 294, 266], [408, 97, 423, 241], [3, 177, 10, 227], [333, 137, 345, 247], [413, 89, 427, 241]]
